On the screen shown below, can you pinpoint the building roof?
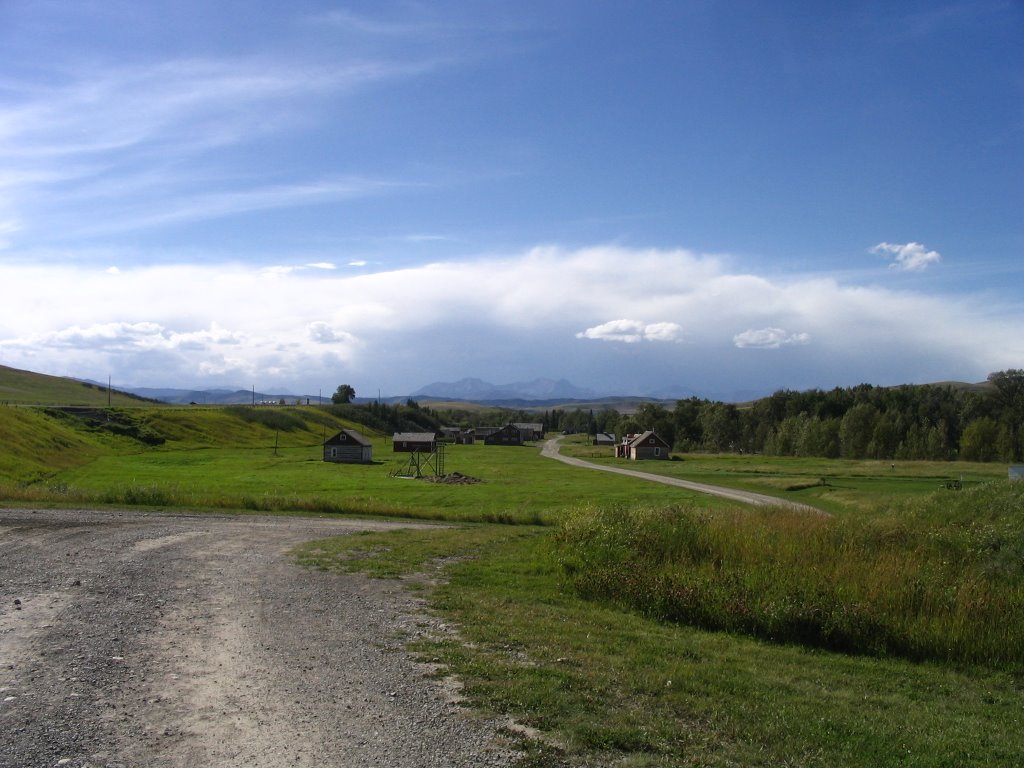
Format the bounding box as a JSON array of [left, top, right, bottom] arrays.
[[628, 430, 669, 447], [324, 429, 372, 446], [392, 432, 437, 443]]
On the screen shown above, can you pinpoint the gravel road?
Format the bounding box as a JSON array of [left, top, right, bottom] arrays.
[[542, 437, 822, 512], [0, 508, 522, 768]]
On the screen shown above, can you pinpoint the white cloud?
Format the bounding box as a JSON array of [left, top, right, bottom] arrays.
[[576, 319, 683, 344], [576, 319, 645, 343], [0, 245, 1020, 394], [871, 242, 942, 272], [307, 321, 357, 345], [643, 322, 685, 343], [733, 328, 811, 349], [3, 321, 244, 354]]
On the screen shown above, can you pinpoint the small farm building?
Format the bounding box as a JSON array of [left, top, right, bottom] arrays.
[[593, 432, 616, 446], [484, 423, 525, 446], [617, 430, 670, 460], [513, 422, 545, 441], [440, 427, 475, 445], [393, 432, 438, 452], [323, 429, 373, 464]]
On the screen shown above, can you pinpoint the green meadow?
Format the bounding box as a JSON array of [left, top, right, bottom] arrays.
[[2, 403, 1023, 766]]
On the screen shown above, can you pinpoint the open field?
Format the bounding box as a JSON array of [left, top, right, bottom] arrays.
[[559, 435, 1010, 515], [0, 406, 733, 521], [3, 403, 1023, 765]]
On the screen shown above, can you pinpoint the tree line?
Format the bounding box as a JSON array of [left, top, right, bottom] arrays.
[[543, 370, 1024, 463]]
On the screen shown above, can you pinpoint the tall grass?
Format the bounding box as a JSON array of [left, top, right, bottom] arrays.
[[556, 481, 1024, 668]]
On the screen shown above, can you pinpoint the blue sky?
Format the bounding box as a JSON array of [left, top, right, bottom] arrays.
[[0, 1, 1021, 399]]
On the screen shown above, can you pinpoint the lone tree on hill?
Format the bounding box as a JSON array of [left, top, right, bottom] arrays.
[[331, 384, 355, 404]]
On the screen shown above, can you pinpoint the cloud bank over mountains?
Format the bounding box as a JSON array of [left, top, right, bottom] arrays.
[[2, 245, 1019, 398]]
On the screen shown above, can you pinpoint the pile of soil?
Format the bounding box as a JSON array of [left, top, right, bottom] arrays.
[[420, 473, 483, 485]]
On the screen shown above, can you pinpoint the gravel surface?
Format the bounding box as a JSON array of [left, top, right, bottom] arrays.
[[0, 508, 522, 768], [542, 437, 822, 512]]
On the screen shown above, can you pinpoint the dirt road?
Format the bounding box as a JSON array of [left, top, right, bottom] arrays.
[[0, 509, 520, 768], [542, 437, 820, 512]]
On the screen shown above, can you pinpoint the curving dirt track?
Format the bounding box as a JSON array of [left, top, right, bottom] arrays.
[[542, 437, 821, 512], [0, 508, 521, 768]]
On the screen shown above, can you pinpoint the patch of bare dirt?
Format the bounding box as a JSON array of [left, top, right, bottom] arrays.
[[0, 508, 522, 768]]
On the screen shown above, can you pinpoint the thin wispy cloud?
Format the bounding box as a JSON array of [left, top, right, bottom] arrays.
[[74, 177, 413, 235], [0, 35, 453, 248]]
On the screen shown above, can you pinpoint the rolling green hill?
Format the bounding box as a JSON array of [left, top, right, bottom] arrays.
[[0, 402, 371, 484], [0, 364, 155, 406]]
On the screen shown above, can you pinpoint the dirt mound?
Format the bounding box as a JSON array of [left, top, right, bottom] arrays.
[[420, 472, 483, 485]]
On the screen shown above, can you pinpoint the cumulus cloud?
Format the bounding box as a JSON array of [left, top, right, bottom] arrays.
[[871, 242, 942, 272], [576, 319, 683, 344], [643, 322, 685, 343], [733, 328, 811, 349]]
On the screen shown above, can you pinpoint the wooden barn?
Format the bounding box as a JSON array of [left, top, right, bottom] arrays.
[[393, 432, 438, 452], [617, 430, 670, 460], [593, 432, 616, 446], [513, 422, 545, 441], [484, 423, 524, 446], [323, 429, 373, 463]]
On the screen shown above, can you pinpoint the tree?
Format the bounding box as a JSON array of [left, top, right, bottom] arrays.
[[331, 384, 355, 404], [988, 370, 1024, 461], [960, 418, 999, 462], [700, 402, 740, 452], [839, 403, 878, 459]]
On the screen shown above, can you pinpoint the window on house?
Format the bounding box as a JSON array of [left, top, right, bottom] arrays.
[[655, 448, 660, 456]]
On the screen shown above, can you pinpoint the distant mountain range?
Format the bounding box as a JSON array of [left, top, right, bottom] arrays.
[[4, 365, 990, 408], [411, 377, 600, 401], [122, 387, 317, 405], [116, 377, 769, 406]]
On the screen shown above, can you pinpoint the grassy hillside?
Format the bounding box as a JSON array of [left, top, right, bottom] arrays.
[[0, 403, 365, 483], [0, 364, 153, 406]]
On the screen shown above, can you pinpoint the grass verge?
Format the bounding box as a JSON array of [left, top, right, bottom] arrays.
[[293, 518, 1024, 767]]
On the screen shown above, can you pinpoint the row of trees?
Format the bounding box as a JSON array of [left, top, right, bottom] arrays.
[[543, 371, 1024, 462], [325, 372, 1022, 462]]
